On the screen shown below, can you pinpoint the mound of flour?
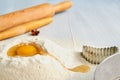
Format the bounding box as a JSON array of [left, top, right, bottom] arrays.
[[0, 36, 96, 80]]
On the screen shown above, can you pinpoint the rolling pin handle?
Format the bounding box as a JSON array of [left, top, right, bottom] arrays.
[[53, 1, 72, 13]]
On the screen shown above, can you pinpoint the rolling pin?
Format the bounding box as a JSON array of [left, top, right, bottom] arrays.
[[0, 1, 72, 32], [0, 17, 53, 40]]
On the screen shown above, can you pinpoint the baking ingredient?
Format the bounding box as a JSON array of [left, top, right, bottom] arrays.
[[68, 65, 90, 73], [7, 42, 90, 73], [0, 1, 72, 32], [16, 45, 38, 56], [0, 37, 92, 80], [49, 54, 90, 73], [7, 42, 46, 57], [31, 29, 40, 36], [0, 17, 52, 41]]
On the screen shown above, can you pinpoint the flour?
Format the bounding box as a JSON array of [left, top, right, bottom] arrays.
[[0, 36, 96, 80]]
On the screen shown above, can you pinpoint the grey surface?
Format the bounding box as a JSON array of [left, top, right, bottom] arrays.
[[94, 53, 120, 80], [0, 0, 120, 49]]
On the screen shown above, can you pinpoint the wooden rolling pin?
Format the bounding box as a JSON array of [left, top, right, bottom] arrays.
[[0, 17, 53, 40], [0, 1, 72, 32]]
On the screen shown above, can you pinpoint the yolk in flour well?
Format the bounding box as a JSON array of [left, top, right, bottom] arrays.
[[7, 42, 90, 73], [7, 42, 47, 57], [16, 45, 37, 56]]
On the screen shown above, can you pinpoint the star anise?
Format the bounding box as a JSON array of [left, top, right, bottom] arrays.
[[31, 29, 40, 36]]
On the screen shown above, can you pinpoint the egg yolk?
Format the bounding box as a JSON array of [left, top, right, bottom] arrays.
[[7, 43, 46, 57], [16, 45, 38, 57]]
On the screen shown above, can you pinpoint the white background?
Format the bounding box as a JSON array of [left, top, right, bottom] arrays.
[[0, 0, 120, 50]]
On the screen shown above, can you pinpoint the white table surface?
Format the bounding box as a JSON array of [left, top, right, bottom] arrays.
[[0, 0, 120, 80], [0, 0, 120, 49]]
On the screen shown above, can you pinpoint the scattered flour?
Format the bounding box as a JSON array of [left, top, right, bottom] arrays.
[[0, 36, 96, 80]]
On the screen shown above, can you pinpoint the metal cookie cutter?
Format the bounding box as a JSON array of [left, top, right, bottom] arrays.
[[80, 46, 118, 64]]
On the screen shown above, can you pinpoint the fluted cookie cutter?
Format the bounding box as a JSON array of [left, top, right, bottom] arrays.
[[80, 46, 118, 64]]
